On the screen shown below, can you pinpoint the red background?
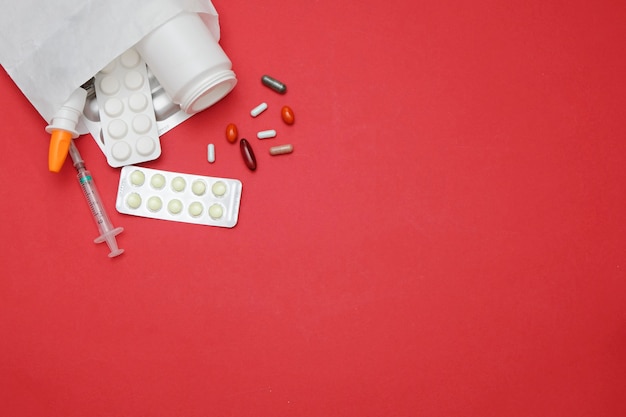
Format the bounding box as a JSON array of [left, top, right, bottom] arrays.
[[1, 1, 625, 415]]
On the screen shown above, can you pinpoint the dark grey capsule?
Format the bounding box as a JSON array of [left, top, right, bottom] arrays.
[[261, 75, 287, 94]]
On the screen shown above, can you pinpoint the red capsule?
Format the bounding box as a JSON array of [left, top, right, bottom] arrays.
[[239, 138, 257, 171], [226, 123, 238, 143], [281, 105, 295, 125]]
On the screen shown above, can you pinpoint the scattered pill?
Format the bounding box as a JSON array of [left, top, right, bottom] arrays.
[[171, 176, 186, 192], [257, 129, 277, 139], [226, 123, 238, 143], [208, 143, 215, 163], [269, 144, 294, 156], [130, 169, 145, 186], [281, 105, 295, 125], [261, 75, 287, 94], [239, 138, 257, 171], [250, 102, 268, 117]]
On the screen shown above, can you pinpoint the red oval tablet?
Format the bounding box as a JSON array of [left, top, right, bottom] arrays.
[[226, 123, 238, 143], [239, 138, 257, 171], [281, 106, 295, 125]]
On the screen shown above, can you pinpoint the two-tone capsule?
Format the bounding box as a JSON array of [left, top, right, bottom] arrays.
[[239, 138, 257, 171], [261, 75, 287, 94], [269, 144, 294, 156]]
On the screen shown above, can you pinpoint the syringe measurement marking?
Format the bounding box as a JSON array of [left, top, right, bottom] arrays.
[[79, 175, 105, 226]]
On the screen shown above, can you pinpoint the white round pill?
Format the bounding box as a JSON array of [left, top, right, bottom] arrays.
[[111, 142, 131, 161], [188, 202, 204, 217], [191, 180, 207, 196], [147, 196, 163, 212], [136, 136, 156, 156], [125, 71, 144, 90], [104, 97, 124, 117], [108, 119, 128, 139], [120, 49, 141, 68], [130, 170, 145, 186], [99, 75, 120, 95], [211, 181, 227, 197], [132, 114, 152, 134], [126, 192, 142, 209], [171, 176, 186, 192], [128, 93, 148, 112], [208, 204, 224, 219], [151, 174, 166, 189], [167, 199, 183, 214]]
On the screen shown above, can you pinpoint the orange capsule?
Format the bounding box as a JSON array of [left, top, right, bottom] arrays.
[[225, 123, 238, 143], [281, 105, 295, 125]]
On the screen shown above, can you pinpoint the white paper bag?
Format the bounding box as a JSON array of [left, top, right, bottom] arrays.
[[0, 0, 221, 130]]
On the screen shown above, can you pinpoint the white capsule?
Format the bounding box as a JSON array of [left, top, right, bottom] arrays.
[[257, 129, 277, 139], [250, 102, 268, 117], [207, 143, 215, 163]]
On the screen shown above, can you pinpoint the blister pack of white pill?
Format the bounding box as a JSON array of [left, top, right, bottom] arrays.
[[116, 166, 242, 228], [94, 48, 161, 167]]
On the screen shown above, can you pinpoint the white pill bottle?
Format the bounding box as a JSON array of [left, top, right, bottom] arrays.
[[135, 11, 237, 115]]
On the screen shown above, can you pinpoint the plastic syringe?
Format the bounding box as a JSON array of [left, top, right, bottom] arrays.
[[68, 141, 124, 257]]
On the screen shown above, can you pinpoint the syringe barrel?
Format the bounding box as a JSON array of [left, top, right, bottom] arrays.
[[76, 168, 114, 232]]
